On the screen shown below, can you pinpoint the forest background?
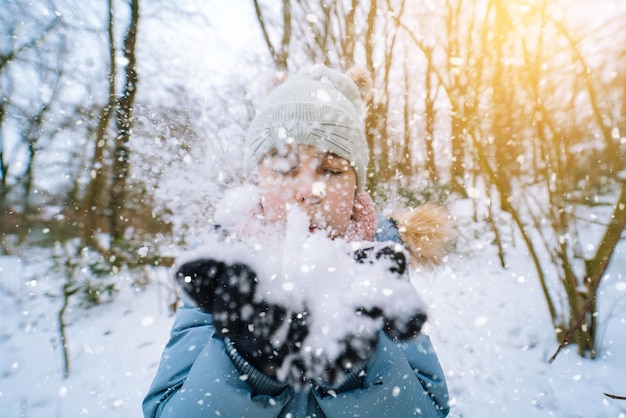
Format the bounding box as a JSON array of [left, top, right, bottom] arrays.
[[1, 0, 626, 416]]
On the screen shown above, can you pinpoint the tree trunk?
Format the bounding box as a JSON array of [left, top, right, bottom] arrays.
[[252, 0, 291, 78], [490, 0, 514, 209], [81, 0, 116, 248], [0, 101, 8, 214], [343, 0, 358, 69], [400, 58, 412, 181], [364, 0, 379, 192], [108, 0, 139, 243], [424, 53, 437, 181], [576, 181, 626, 357]]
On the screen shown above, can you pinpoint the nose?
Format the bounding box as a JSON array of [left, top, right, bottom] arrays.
[[292, 166, 321, 204]]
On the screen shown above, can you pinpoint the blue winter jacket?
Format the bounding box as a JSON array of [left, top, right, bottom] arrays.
[[143, 216, 450, 417]]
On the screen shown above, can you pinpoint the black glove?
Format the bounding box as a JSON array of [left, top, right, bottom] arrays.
[[353, 242, 408, 275], [175, 259, 309, 378], [175, 257, 379, 389], [175, 241, 427, 389], [294, 243, 427, 388], [314, 329, 380, 388], [353, 243, 427, 341]]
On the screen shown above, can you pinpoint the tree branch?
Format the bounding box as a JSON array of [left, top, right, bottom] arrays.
[[604, 393, 626, 400]]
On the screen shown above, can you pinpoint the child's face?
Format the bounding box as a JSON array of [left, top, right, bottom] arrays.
[[258, 144, 357, 237]]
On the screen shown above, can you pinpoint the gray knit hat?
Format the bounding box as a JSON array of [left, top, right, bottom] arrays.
[[243, 65, 369, 191]]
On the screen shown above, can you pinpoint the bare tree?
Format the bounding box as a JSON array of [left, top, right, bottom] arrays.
[[488, 0, 517, 208], [291, 0, 360, 69], [14, 49, 67, 240], [108, 0, 140, 244], [253, 0, 292, 83], [0, 0, 61, 216], [382, 0, 626, 358], [80, 0, 117, 249], [468, 0, 626, 358]]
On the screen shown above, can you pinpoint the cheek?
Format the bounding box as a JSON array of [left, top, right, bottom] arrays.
[[260, 188, 285, 216], [327, 181, 355, 207], [324, 184, 356, 221], [259, 178, 291, 220], [325, 192, 354, 216]]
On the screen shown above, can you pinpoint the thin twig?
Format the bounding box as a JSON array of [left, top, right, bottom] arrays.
[[547, 277, 601, 363], [604, 393, 626, 400]]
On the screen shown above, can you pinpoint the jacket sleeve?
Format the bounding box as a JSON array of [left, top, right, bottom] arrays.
[[142, 306, 292, 418], [314, 334, 449, 417]]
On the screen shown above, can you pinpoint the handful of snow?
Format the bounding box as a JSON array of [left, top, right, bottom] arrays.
[[176, 209, 427, 386]]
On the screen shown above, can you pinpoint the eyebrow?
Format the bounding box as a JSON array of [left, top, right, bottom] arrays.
[[320, 152, 349, 165]]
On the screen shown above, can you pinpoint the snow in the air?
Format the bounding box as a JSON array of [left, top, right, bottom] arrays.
[[1, 196, 626, 417]]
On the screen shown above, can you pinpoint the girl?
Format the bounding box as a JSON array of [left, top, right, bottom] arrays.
[[143, 65, 451, 417]]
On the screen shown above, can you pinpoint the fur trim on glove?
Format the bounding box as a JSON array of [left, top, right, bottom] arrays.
[[392, 204, 456, 268]]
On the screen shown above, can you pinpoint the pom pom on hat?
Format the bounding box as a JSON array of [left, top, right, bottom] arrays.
[[244, 65, 371, 191], [346, 66, 373, 104]]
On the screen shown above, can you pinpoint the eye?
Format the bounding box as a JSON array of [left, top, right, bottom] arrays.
[[265, 156, 298, 175], [275, 165, 298, 175], [320, 166, 345, 176], [319, 154, 350, 176]]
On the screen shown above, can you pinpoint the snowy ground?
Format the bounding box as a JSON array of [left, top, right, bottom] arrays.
[[1, 202, 625, 417]]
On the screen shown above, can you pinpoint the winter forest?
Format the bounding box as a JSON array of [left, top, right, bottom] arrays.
[[1, 0, 626, 417]]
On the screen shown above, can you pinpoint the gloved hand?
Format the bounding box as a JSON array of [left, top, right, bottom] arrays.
[[175, 256, 381, 388], [353, 242, 428, 341], [175, 259, 309, 378], [174, 240, 427, 389]]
